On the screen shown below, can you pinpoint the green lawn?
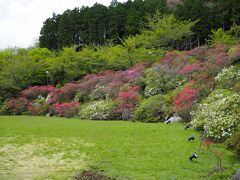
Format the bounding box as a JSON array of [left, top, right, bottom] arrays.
[[0, 116, 238, 180]]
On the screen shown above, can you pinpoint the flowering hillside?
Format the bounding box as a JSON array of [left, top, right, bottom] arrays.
[[1, 44, 240, 141]]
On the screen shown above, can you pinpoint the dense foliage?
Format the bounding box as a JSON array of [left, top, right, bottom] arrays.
[[39, 0, 240, 50], [191, 89, 240, 140], [39, 0, 168, 50]]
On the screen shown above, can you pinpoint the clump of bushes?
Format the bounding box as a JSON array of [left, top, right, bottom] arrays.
[[79, 100, 118, 120], [191, 89, 240, 140]]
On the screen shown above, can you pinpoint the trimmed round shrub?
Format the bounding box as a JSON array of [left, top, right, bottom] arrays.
[[191, 89, 240, 140], [134, 94, 173, 123], [79, 100, 118, 120]]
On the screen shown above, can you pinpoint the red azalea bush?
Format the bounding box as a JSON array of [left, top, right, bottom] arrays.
[[54, 102, 80, 118], [22, 85, 56, 100], [116, 85, 141, 119], [173, 85, 199, 121], [3, 97, 29, 115]]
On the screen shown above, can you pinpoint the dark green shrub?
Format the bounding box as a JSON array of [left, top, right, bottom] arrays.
[[134, 94, 173, 123], [225, 128, 240, 157]]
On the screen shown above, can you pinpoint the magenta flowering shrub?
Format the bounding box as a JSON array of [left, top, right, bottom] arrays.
[[54, 102, 80, 118], [22, 85, 56, 100], [56, 83, 80, 102], [3, 97, 29, 115], [79, 70, 115, 92]]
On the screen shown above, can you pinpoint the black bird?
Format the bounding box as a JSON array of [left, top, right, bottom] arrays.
[[185, 124, 191, 130], [189, 152, 198, 161], [166, 121, 171, 124], [188, 135, 195, 141]]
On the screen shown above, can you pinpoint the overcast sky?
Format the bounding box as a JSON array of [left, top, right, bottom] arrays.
[[0, 0, 125, 49]]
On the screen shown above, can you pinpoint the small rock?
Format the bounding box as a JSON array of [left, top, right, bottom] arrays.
[[164, 113, 182, 124], [233, 169, 240, 180]]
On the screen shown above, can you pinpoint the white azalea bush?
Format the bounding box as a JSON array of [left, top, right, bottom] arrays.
[[215, 65, 240, 90], [191, 89, 240, 140], [79, 100, 118, 120]]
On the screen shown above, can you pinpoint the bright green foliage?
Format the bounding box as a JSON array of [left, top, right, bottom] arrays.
[[208, 28, 238, 45], [134, 94, 172, 123], [191, 89, 240, 140], [135, 13, 196, 49], [79, 100, 118, 120]]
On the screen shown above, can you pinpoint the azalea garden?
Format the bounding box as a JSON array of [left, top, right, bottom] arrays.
[[1, 4, 240, 179]]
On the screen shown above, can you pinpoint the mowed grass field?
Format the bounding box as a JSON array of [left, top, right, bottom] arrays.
[[0, 116, 238, 180]]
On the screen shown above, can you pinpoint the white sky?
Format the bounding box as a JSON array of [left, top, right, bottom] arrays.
[[0, 0, 125, 49]]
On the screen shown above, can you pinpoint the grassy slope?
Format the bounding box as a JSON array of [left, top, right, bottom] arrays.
[[0, 116, 238, 180]]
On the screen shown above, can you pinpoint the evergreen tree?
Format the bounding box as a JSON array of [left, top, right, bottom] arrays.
[[39, 13, 59, 50]]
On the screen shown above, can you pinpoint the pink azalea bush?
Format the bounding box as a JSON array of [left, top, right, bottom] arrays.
[[22, 85, 56, 100], [54, 102, 80, 118]]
